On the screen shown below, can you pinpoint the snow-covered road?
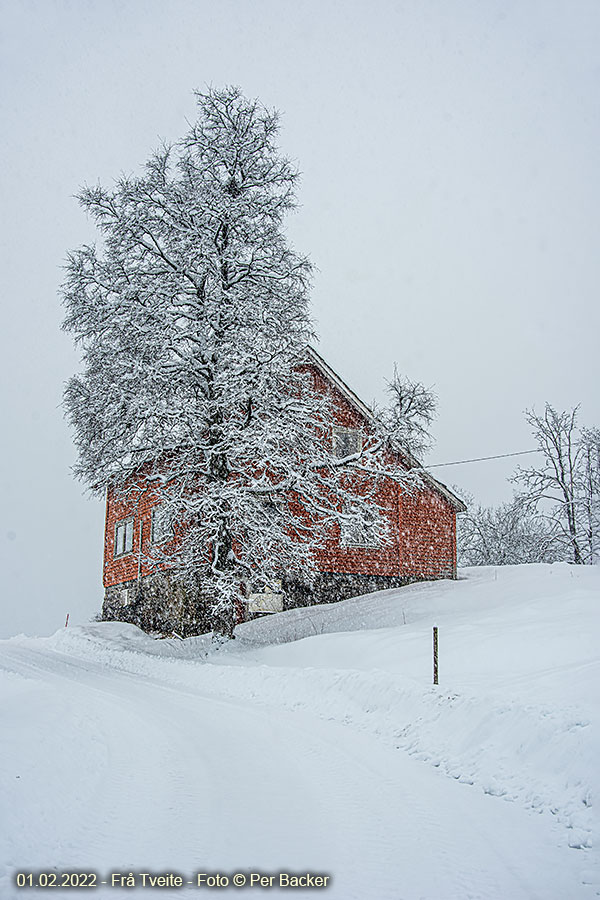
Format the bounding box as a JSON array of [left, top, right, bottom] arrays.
[[1, 565, 598, 898]]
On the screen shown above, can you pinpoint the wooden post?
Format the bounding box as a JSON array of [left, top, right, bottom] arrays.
[[65, 613, 69, 628], [433, 625, 438, 684]]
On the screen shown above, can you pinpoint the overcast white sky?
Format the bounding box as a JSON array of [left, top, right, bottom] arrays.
[[1, 0, 599, 638]]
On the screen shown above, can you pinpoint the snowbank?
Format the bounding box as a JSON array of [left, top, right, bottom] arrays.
[[1, 564, 598, 897]]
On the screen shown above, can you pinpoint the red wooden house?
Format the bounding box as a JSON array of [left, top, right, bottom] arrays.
[[101, 348, 465, 634]]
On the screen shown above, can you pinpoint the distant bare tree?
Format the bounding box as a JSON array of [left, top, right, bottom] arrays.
[[511, 405, 599, 565], [579, 427, 600, 564], [457, 493, 557, 567]]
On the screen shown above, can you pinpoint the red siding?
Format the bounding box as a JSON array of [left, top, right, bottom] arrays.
[[306, 369, 398, 574], [399, 485, 456, 577], [103, 362, 457, 588]]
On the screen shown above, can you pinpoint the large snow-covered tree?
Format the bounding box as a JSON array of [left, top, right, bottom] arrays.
[[62, 87, 432, 635]]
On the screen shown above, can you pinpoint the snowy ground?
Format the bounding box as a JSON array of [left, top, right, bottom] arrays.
[[1, 564, 598, 899]]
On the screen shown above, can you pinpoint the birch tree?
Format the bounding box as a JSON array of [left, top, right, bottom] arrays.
[[62, 87, 433, 635], [511, 404, 599, 565]]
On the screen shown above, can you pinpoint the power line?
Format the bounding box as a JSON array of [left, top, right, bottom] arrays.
[[422, 449, 542, 470]]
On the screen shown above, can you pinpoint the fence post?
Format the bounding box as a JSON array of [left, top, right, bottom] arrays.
[[433, 625, 438, 685]]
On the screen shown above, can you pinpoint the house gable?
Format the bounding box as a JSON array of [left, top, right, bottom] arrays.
[[302, 349, 461, 583], [305, 345, 466, 513]]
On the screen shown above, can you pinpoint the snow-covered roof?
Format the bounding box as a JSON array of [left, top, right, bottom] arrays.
[[305, 345, 467, 513]]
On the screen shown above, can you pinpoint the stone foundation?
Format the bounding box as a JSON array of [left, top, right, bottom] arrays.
[[281, 571, 447, 609], [103, 568, 453, 636], [102, 573, 219, 637]]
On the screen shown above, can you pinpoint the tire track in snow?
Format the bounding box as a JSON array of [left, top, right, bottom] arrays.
[[1, 643, 595, 899]]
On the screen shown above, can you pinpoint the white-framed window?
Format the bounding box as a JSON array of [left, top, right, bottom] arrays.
[[340, 501, 379, 549], [333, 426, 362, 459], [151, 505, 173, 544], [114, 518, 134, 557]]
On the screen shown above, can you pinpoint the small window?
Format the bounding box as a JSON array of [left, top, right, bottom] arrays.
[[333, 426, 362, 459], [340, 502, 379, 549], [151, 505, 173, 544], [114, 518, 134, 557]]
